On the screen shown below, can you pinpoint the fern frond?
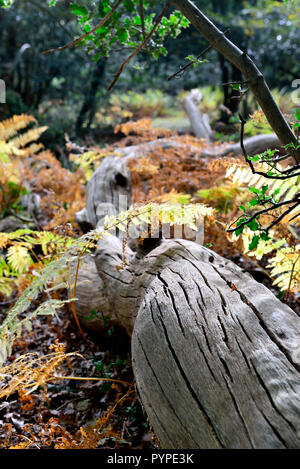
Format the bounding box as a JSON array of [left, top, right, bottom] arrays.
[[0, 298, 76, 364], [70, 150, 107, 182], [104, 202, 215, 233], [0, 114, 36, 141], [0, 277, 15, 297], [21, 143, 44, 157], [0, 229, 39, 249], [154, 189, 191, 204], [6, 245, 33, 273], [267, 247, 300, 292], [9, 126, 48, 150], [237, 228, 299, 292], [240, 228, 286, 260], [0, 202, 215, 365], [0, 344, 81, 398], [226, 163, 300, 202]]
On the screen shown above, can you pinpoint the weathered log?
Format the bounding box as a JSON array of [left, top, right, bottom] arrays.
[[93, 236, 300, 449], [0, 216, 27, 233], [221, 133, 281, 157], [69, 254, 111, 334], [73, 145, 300, 449], [201, 133, 282, 158], [183, 89, 212, 142]]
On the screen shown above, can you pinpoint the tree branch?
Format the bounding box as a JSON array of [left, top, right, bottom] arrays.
[[226, 198, 299, 233], [42, 0, 124, 55], [107, 3, 169, 91], [167, 28, 230, 81], [239, 114, 300, 180]]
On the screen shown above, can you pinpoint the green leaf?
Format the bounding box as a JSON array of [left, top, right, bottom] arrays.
[[249, 235, 260, 251], [71, 3, 88, 17], [247, 219, 259, 231], [235, 226, 244, 236], [249, 198, 260, 207], [249, 187, 261, 194], [260, 232, 271, 241], [117, 28, 129, 43]]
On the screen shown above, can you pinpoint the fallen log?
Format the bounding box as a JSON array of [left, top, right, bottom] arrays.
[[221, 133, 281, 157], [130, 240, 300, 449], [75, 134, 282, 230], [85, 234, 300, 449], [72, 146, 300, 449]]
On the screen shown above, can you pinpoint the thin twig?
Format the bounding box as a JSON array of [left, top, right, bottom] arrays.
[[239, 114, 300, 179], [107, 3, 169, 91], [139, 0, 146, 41], [168, 28, 230, 81], [227, 199, 299, 233], [227, 115, 300, 233], [51, 375, 132, 386], [264, 202, 299, 233], [69, 256, 87, 341], [42, 0, 124, 55]]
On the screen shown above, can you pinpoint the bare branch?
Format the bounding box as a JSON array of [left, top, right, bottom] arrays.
[[226, 198, 299, 233], [107, 3, 169, 91], [167, 28, 230, 81], [42, 0, 124, 55], [226, 116, 300, 234], [239, 114, 300, 180]]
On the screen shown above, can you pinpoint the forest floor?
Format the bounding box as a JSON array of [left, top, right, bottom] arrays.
[[0, 118, 299, 449]]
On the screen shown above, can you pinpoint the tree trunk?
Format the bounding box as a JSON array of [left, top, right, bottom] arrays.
[[76, 59, 106, 135]]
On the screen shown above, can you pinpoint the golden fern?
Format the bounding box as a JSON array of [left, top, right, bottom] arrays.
[[0, 114, 36, 141], [0, 341, 81, 398], [0, 114, 47, 164], [0, 277, 14, 297], [104, 202, 214, 234], [0, 229, 77, 297], [0, 202, 214, 365], [69, 150, 109, 182], [6, 245, 33, 274], [9, 126, 48, 151], [267, 247, 300, 292], [240, 228, 286, 261]]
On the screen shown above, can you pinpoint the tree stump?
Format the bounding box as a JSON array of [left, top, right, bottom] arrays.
[[183, 89, 212, 142]]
